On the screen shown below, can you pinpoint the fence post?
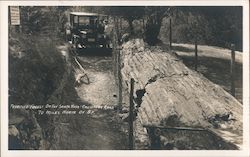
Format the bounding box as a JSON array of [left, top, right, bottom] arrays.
[[195, 37, 198, 71], [129, 78, 135, 150], [117, 48, 122, 109], [112, 18, 123, 109], [230, 44, 235, 97], [169, 18, 172, 49]]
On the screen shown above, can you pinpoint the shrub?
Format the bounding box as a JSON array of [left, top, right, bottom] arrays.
[[9, 34, 66, 105]]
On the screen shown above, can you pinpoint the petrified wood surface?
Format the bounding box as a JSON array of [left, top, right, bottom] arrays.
[[121, 39, 242, 149]]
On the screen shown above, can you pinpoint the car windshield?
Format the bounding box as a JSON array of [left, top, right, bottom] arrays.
[[78, 16, 89, 26]]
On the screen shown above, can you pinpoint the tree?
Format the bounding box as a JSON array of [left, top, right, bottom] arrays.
[[85, 6, 145, 35], [144, 7, 172, 45], [84, 6, 173, 45], [20, 6, 71, 34], [114, 6, 145, 35], [168, 7, 242, 50]]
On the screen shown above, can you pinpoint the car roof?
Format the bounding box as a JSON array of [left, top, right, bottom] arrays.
[[70, 12, 106, 17]]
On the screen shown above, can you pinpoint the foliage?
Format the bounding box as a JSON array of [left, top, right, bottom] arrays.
[[9, 33, 66, 105], [20, 6, 70, 34], [160, 7, 242, 50], [89, 6, 242, 49], [84, 6, 145, 35], [17, 6, 243, 49], [112, 6, 145, 34]]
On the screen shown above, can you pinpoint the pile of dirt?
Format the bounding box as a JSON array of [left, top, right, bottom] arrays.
[[120, 39, 242, 149]]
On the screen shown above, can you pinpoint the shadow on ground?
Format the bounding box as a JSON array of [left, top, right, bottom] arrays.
[[172, 45, 198, 53], [76, 48, 113, 57]]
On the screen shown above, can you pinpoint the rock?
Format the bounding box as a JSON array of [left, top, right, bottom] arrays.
[[121, 33, 130, 43], [120, 107, 129, 113], [118, 113, 129, 121], [9, 125, 19, 137]]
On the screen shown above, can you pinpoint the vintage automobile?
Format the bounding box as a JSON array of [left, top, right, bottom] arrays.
[[67, 12, 111, 50]]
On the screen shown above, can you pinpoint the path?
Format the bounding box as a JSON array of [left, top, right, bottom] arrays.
[[52, 48, 128, 150]]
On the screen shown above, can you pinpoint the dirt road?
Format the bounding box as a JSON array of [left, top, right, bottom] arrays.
[[76, 55, 117, 107], [51, 49, 128, 150]]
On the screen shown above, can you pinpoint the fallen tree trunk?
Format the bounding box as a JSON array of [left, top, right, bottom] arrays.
[[120, 39, 242, 150]]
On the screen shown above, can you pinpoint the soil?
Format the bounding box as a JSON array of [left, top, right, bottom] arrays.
[[76, 55, 117, 106]]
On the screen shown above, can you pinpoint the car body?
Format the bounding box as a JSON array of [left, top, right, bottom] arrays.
[[68, 12, 111, 50]]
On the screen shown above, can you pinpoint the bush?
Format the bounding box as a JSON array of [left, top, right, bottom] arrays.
[[9, 34, 66, 105]]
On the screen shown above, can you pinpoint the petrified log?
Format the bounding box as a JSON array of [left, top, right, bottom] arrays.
[[120, 39, 242, 150]]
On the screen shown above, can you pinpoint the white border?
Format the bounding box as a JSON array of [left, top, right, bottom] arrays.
[[1, 1, 249, 157]]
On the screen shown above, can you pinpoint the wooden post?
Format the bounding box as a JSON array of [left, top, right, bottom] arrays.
[[169, 18, 172, 49], [115, 17, 120, 44], [231, 44, 235, 97], [195, 37, 198, 71], [112, 28, 117, 77], [129, 78, 135, 150], [117, 48, 122, 109]]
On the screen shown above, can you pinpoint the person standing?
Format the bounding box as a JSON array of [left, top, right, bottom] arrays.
[[65, 22, 71, 42]]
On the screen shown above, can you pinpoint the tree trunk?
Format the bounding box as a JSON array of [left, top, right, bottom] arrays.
[[144, 15, 162, 45]]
